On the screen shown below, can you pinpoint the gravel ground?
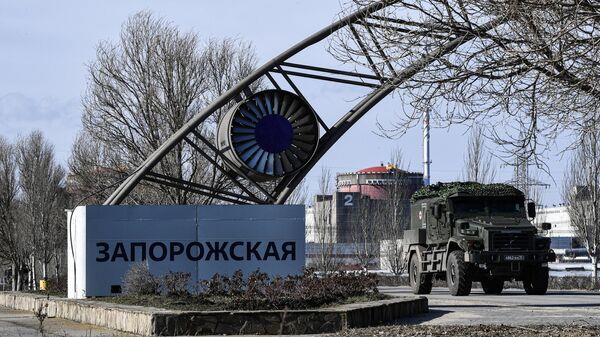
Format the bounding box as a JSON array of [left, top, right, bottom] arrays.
[[381, 287, 600, 326], [335, 324, 600, 337]]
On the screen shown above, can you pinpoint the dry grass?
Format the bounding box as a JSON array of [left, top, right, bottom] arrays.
[[378, 275, 599, 290], [335, 324, 600, 337]]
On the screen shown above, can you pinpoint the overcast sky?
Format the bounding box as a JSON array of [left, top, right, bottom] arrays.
[[0, 0, 568, 205]]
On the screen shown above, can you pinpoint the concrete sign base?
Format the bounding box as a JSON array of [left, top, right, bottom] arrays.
[[67, 205, 305, 299]]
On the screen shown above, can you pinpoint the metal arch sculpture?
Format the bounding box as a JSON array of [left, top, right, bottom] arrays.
[[105, 1, 502, 206]]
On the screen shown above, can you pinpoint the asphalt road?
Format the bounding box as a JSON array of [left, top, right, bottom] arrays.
[[0, 307, 139, 337], [381, 286, 600, 326]]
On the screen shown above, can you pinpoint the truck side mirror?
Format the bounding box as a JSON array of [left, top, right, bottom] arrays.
[[527, 202, 536, 218], [448, 212, 454, 224], [433, 204, 442, 219], [541, 222, 552, 231]]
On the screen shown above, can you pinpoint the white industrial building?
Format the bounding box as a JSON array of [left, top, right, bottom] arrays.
[[536, 206, 585, 259], [305, 206, 316, 243]]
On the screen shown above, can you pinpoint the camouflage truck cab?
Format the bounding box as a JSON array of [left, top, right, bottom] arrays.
[[402, 182, 556, 296]]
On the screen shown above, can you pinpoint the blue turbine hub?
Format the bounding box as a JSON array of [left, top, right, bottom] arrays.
[[254, 114, 294, 153]]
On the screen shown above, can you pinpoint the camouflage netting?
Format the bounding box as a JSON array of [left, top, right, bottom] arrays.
[[411, 182, 524, 202]]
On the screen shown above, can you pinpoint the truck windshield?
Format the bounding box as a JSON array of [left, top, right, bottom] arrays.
[[451, 197, 523, 218]]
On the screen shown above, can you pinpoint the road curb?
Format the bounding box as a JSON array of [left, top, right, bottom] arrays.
[[0, 292, 427, 335]]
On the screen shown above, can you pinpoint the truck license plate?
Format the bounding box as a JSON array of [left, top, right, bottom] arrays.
[[505, 255, 525, 261]]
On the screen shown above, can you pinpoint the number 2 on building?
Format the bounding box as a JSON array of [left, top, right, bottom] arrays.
[[344, 194, 353, 206]]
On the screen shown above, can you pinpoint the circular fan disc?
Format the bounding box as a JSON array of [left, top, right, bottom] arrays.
[[224, 89, 319, 178]]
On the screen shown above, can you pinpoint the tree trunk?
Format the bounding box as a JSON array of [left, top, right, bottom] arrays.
[[16, 264, 22, 291], [27, 266, 32, 290], [11, 263, 16, 291], [30, 255, 37, 290], [593, 255, 598, 289], [42, 261, 47, 280], [55, 254, 60, 282]]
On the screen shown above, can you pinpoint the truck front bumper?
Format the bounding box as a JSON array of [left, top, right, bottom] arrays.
[[465, 249, 556, 265]]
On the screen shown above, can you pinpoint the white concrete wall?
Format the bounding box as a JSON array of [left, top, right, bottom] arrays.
[[67, 207, 86, 299]]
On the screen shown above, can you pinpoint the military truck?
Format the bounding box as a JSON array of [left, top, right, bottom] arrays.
[[402, 182, 556, 296]]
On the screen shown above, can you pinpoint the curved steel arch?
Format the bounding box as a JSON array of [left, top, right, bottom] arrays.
[[105, 1, 502, 206]]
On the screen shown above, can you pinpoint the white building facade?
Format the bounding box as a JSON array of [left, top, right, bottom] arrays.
[[536, 206, 583, 257]]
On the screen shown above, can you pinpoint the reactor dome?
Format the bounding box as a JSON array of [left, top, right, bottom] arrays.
[[337, 163, 424, 200]]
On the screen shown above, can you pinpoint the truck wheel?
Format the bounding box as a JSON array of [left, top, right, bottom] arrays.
[[481, 278, 504, 295], [446, 250, 472, 296], [523, 266, 549, 295], [409, 252, 432, 294]]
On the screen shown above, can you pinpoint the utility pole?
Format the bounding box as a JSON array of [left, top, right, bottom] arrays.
[[508, 154, 549, 203], [423, 108, 431, 186]]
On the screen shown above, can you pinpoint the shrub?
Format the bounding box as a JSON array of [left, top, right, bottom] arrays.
[[161, 271, 191, 297], [198, 273, 227, 296], [46, 275, 68, 296], [548, 276, 599, 290], [224, 270, 246, 297], [377, 274, 599, 290], [115, 268, 382, 310], [122, 262, 160, 295], [202, 268, 380, 310]]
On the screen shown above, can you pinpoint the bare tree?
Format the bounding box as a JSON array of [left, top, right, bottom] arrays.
[[563, 128, 600, 288], [379, 150, 410, 275], [68, 132, 129, 204], [462, 125, 496, 183], [49, 187, 68, 281], [285, 178, 309, 205], [508, 138, 548, 207], [0, 136, 28, 290], [308, 168, 340, 273], [71, 11, 258, 205], [331, 0, 600, 168], [17, 131, 66, 286], [350, 196, 381, 270]]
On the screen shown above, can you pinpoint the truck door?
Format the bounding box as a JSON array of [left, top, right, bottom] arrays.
[[423, 203, 438, 242], [429, 203, 450, 244], [438, 209, 451, 242]]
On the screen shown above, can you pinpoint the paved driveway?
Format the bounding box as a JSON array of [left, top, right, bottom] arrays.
[[0, 307, 140, 337], [381, 286, 600, 326]]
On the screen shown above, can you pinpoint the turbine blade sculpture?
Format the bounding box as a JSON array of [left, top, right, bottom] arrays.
[[105, 1, 504, 205]]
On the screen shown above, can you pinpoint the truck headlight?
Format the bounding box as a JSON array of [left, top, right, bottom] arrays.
[[460, 228, 479, 236], [467, 240, 484, 250], [535, 237, 551, 250]]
